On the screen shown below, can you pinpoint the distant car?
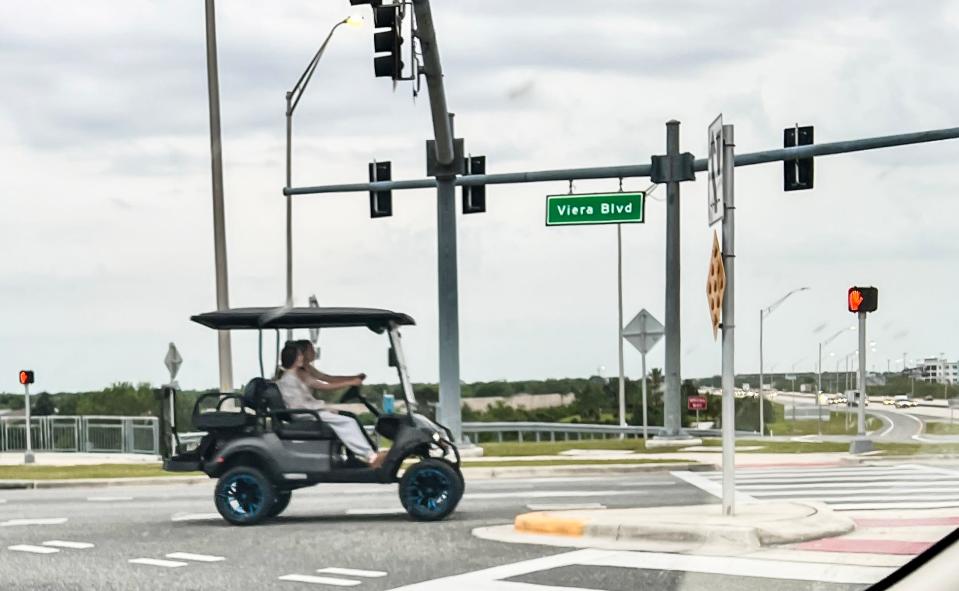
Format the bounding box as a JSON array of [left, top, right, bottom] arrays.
[[895, 399, 918, 408], [883, 397, 895, 405], [924, 395, 934, 401]]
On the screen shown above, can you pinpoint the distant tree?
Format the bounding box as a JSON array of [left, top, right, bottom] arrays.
[[32, 392, 56, 416], [648, 368, 665, 393]]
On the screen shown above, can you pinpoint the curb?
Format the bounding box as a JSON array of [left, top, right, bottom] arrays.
[[461, 462, 716, 479], [513, 501, 855, 549], [0, 476, 209, 490]]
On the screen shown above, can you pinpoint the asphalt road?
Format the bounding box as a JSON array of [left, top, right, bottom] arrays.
[[775, 393, 927, 442], [0, 472, 718, 590]]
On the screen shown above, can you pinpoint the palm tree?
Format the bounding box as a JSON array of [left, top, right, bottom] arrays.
[[648, 368, 665, 393]]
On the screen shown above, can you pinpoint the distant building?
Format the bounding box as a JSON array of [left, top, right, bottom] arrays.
[[917, 357, 958, 385]]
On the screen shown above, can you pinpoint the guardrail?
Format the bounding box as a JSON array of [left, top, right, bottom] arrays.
[[0, 416, 158, 455]]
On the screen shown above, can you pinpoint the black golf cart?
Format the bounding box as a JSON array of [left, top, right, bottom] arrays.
[[163, 306, 464, 526]]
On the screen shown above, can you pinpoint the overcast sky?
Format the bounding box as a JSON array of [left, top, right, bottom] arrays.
[[2, 0, 958, 393]]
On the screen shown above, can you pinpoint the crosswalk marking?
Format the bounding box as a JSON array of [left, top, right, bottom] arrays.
[[684, 464, 959, 511], [279, 574, 361, 586], [8, 544, 59, 554], [42, 540, 94, 549], [171, 512, 221, 522], [317, 567, 387, 578], [0, 518, 68, 527], [166, 552, 225, 562]]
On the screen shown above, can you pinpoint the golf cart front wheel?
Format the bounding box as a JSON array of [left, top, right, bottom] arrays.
[[214, 466, 276, 526], [399, 459, 463, 522]]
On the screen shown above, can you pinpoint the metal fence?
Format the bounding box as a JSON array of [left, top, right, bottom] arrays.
[[0, 416, 158, 455]]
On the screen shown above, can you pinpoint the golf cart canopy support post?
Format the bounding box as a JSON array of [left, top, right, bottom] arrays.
[[387, 324, 418, 414], [284, 126, 959, 196]]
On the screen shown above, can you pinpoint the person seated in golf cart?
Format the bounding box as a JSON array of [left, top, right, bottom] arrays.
[[276, 343, 388, 469]]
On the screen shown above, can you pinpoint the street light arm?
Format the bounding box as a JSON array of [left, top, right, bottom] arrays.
[[288, 19, 347, 115], [821, 325, 855, 347], [763, 286, 811, 317]]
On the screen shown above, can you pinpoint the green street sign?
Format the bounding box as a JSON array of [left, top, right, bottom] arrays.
[[545, 192, 645, 226]]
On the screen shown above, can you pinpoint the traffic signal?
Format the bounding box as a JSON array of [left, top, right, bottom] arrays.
[[18, 370, 34, 385], [784, 125, 814, 191], [462, 155, 486, 214], [372, 4, 403, 79], [368, 160, 392, 218], [848, 286, 878, 313]]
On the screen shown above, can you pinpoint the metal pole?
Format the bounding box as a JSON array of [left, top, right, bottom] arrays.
[[204, 0, 233, 392], [758, 309, 764, 436], [285, 92, 294, 341], [817, 342, 823, 436], [662, 120, 682, 437], [858, 312, 867, 435], [412, 0, 462, 442], [720, 123, 736, 515], [641, 351, 649, 440], [23, 383, 34, 464], [617, 223, 626, 437]]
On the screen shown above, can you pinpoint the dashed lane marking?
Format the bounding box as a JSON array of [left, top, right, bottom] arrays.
[[171, 512, 221, 522], [0, 518, 68, 527], [166, 552, 225, 562], [42, 541, 94, 549], [344, 508, 405, 516], [87, 496, 134, 502], [465, 490, 639, 500], [129, 558, 188, 568], [525, 503, 606, 511], [8, 544, 60, 554], [279, 574, 361, 586], [316, 567, 387, 578]]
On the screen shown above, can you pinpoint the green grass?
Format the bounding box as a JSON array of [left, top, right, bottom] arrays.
[[699, 439, 851, 454], [480, 439, 681, 457], [0, 463, 197, 481], [924, 422, 959, 435], [764, 414, 882, 437], [463, 458, 693, 468]]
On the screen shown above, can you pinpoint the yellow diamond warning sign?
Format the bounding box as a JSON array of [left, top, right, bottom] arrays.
[[706, 230, 726, 340]]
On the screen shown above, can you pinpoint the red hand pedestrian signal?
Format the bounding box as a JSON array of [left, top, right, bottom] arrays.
[[19, 370, 34, 385], [847, 287, 878, 313]]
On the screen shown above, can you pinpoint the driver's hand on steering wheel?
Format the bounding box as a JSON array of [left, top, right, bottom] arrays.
[[357, 373, 367, 381]]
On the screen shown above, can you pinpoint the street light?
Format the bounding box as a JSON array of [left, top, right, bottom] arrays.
[[284, 15, 364, 337], [758, 287, 810, 436], [816, 325, 854, 435]]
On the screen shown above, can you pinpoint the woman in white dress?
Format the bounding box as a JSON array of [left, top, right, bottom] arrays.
[[275, 344, 387, 468]]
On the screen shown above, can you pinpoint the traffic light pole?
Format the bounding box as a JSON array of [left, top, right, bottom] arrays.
[[857, 311, 867, 435], [412, 0, 462, 443], [22, 382, 34, 464], [662, 121, 683, 438]]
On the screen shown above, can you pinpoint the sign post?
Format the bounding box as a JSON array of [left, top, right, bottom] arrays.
[[623, 309, 664, 440], [688, 395, 707, 426], [163, 344, 183, 454]]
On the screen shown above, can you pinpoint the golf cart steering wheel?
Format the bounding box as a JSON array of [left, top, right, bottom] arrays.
[[338, 386, 362, 404]]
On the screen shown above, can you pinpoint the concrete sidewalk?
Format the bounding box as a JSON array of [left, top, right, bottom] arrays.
[[477, 502, 855, 556]]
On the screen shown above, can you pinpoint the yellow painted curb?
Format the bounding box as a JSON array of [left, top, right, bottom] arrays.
[[514, 512, 586, 537]]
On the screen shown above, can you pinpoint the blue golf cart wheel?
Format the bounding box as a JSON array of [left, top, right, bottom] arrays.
[[399, 459, 463, 521], [214, 466, 276, 526]]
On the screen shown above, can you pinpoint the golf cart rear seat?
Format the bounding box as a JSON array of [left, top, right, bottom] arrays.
[[244, 378, 337, 440], [192, 393, 258, 432]]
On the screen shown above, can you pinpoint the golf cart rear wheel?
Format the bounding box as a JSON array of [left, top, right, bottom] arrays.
[[269, 490, 292, 518], [399, 459, 463, 522], [214, 466, 276, 526]]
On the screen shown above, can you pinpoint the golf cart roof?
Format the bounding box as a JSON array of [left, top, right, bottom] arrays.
[[191, 307, 415, 332]]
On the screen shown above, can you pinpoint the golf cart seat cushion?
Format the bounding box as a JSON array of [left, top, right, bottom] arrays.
[[194, 411, 255, 431], [275, 418, 337, 440]]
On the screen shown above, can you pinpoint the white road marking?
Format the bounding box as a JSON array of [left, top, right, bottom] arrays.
[[171, 512, 221, 522], [166, 552, 225, 562], [8, 544, 60, 554], [42, 540, 94, 549], [129, 558, 188, 568], [465, 490, 639, 500], [0, 518, 68, 527], [0, 499, 6, 504], [670, 471, 756, 504], [87, 496, 134, 502], [382, 548, 894, 590], [525, 503, 606, 511], [344, 508, 406, 516], [279, 574, 361, 586], [317, 567, 387, 578]]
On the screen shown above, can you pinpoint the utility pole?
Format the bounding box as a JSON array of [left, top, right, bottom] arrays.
[[412, 0, 463, 442], [662, 120, 683, 437], [204, 0, 233, 392]]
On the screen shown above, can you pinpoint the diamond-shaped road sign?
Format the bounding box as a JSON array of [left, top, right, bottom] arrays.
[[164, 343, 182, 381], [622, 309, 664, 355], [707, 114, 725, 226], [706, 229, 726, 340]]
